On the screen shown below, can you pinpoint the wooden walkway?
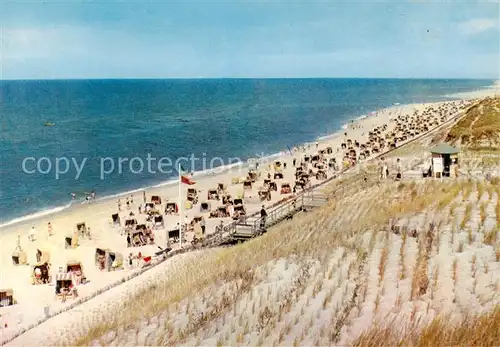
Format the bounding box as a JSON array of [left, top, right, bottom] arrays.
[[201, 190, 330, 247]]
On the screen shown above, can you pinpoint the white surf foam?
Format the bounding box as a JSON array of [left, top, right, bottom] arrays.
[[0, 203, 73, 228]]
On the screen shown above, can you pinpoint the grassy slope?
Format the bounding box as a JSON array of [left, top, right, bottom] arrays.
[[446, 97, 500, 172], [353, 308, 500, 347], [447, 97, 500, 148], [64, 174, 499, 346]]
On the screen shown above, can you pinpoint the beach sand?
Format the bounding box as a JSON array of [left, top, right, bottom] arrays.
[[0, 95, 489, 344]]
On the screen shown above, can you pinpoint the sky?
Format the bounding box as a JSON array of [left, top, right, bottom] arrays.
[[0, 1, 499, 79]]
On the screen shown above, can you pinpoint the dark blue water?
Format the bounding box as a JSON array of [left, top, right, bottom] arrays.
[[0, 78, 492, 224]]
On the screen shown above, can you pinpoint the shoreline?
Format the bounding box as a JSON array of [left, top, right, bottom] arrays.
[[444, 80, 499, 99], [1, 83, 496, 230]]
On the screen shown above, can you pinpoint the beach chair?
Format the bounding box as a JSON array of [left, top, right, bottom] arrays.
[[154, 215, 164, 228], [200, 202, 211, 213], [111, 213, 120, 226], [165, 202, 178, 214], [0, 289, 16, 307], [151, 195, 162, 204], [12, 250, 27, 265]]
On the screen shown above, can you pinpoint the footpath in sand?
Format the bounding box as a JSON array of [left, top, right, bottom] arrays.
[[0, 98, 479, 345]]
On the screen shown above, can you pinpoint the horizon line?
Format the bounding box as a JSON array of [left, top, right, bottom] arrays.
[[0, 77, 496, 82]]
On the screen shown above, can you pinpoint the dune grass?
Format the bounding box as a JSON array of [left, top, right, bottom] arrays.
[[447, 97, 500, 146], [496, 187, 500, 226], [64, 177, 472, 346], [352, 308, 500, 347], [55, 175, 500, 346], [460, 149, 500, 170], [460, 202, 473, 230], [484, 228, 498, 246], [386, 141, 427, 157]]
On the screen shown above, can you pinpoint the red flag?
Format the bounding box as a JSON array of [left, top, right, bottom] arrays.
[[181, 175, 196, 185]]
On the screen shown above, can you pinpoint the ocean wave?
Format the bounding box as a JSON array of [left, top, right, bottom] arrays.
[[149, 179, 179, 189], [94, 186, 164, 202], [0, 203, 73, 228], [193, 160, 245, 177], [317, 132, 343, 141], [316, 134, 331, 141], [261, 151, 286, 160]]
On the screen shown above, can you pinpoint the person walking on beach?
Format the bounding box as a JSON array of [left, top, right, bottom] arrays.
[[215, 220, 224, 234], [128, 253, 134, 267], [380, 157, 388, 180], [260, 205, 267, 229], [16, 232, 22, 251], [48, 222, 53, 237], [118, 199, 122, 211], [200, 217, 206, 235], [28, 226, 36, 242], [396, 158, 402, 180], [130, 194, 134, 204], [143, 191, 146, 204]]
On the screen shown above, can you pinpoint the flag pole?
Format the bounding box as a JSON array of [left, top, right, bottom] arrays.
[[178, 163, 183, 248]]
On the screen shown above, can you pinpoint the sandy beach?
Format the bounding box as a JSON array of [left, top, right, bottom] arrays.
[[0, 90, 495, 345]]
